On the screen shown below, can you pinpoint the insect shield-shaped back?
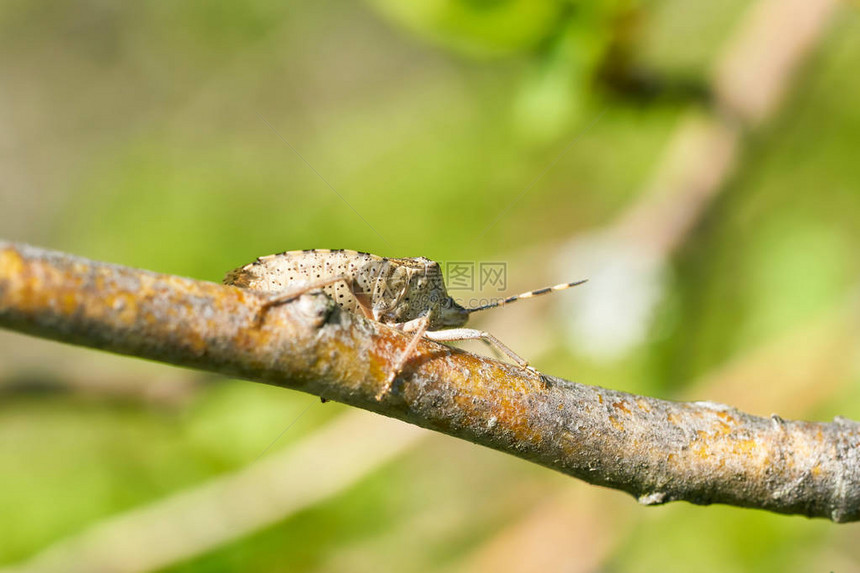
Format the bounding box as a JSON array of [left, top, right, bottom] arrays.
[[355, 257, 467, 329]]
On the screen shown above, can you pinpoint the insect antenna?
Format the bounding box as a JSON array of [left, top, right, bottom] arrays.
[[466, 279, 588, 313]]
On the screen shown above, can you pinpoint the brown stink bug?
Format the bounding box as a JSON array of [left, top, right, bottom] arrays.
[[224, 249, 586, 398]]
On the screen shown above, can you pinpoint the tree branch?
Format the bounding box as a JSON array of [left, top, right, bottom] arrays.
[[1, 241, 859, 522]]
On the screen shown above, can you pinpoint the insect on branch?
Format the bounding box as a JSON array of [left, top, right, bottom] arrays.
[[1, 241, 860, 522]]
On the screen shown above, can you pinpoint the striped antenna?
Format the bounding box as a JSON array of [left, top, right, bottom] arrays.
[[466, 279, 588, 314]]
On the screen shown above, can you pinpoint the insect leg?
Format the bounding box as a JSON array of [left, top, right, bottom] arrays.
[[476, 338, 505, 361], [423, 328, 529, 367], [376, 315, 430, 400]]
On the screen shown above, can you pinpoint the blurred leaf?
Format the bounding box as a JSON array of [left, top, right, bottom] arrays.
[[365, 0, 564, 57]]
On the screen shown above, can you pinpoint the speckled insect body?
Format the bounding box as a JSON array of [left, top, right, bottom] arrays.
[[224, 249, 469, 329], [225, 249, 586, 398]]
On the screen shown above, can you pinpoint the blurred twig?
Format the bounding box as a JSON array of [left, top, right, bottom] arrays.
[[0, 344, 207, 407], [4, 410, 424, 573], [2, 241, 860, 523], [552, 0, 842, 358], [617, 0, 840, 253]]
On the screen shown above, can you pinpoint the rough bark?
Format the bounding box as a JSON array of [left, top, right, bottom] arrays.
[[1, 241, 859, 522]]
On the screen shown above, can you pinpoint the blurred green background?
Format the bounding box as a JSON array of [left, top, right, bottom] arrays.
[[2, 0, 860, 571]]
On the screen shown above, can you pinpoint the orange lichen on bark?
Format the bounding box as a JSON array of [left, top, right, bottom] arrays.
[[2, 241, 860, 522], [612, 401, 632, 414]]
